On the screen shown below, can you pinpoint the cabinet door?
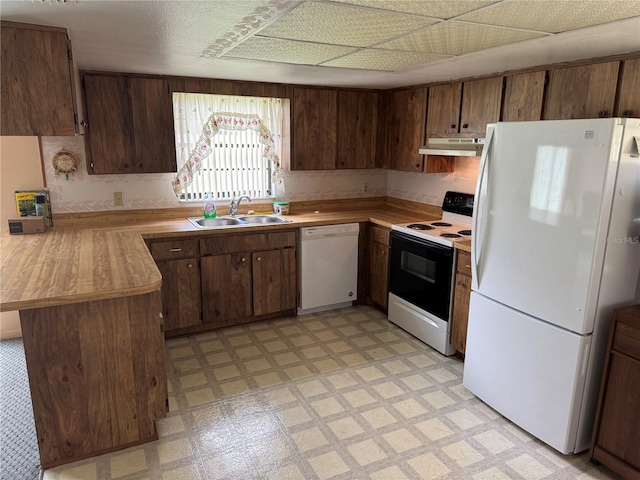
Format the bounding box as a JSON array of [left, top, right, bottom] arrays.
[[337, 91, 377, 169], [388, 88, 427, 172], [544, 62, 620, 120], [502, 71, 546, 122], [1, 23, 76, 136], [460, 77, 503, 135], [450, 273, 472, 354], [370, 240, 389, 309], [426, 83, 462, 137], [201, 254, 252, 327], [129, 77, 177, 173], [253, 248, 296, 316], [615, 58, 640, 118], [84, 74, 135, 174], [292, 88, 337, 170], [156, 258, 201, 332]]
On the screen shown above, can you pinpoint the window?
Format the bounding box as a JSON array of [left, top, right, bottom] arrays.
[[172, 93, 285, 201]]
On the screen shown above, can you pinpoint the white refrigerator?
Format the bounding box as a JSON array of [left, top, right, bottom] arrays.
[[463, 118, 640, 454]]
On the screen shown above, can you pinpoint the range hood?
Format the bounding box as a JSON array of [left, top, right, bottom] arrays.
[[419, 137, 485, 157]]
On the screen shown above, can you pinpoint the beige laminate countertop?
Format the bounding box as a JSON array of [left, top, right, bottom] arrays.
[[0, 206, 438, 312]]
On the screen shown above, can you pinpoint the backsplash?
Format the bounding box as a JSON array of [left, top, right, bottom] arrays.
[[41, 137, 479, 213]]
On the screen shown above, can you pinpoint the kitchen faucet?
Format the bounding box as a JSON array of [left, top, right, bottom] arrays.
[[229, 195, 251, 216]]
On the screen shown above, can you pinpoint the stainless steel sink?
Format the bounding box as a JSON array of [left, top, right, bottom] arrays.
[[188, 215, 291, 229], [236, 215, 291, 224]]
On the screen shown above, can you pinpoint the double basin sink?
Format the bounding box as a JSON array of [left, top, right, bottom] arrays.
[[188, 214, 291, 229]]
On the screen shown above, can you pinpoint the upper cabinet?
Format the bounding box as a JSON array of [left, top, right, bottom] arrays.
[[388, 88, 427, 172], [427, 77, 503, 137], [337, 91, 377, 169], [426, 83, 462, 137], [615, 58, 640, 118], [502, 70, 546, 122], [459, 77, 504, 135], [544, 62, 620, 120], [291, 87, 337, 170], [1, 21, 77, 136], [83, 73, 177, 174]]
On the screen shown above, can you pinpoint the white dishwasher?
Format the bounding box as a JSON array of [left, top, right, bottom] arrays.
[[298, 223, 359, 314]]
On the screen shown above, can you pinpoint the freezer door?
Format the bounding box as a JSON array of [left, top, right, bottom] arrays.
[[472, 119, 624, 334], [463, 292, 592, 454]]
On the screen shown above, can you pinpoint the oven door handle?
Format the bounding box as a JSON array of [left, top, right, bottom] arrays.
[[472, 124, 494, 290]]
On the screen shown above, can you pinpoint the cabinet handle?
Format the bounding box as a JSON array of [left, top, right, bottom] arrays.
[[257, 257, 262, 261], [450, 124, 456, 129], [187, 263, 193, 269], [462, 123, 469, 129], [241, 257, 246, 262], [597, 110, 608, 118], [415, 163, 420, 168], [622, 110, 632, 117], [466, 264, 471, 269], [169, 248, 182, 252]]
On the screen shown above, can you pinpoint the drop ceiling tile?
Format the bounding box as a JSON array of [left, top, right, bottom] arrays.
[[321, 49, 451, 71], [334, 0, 500, 19], [379, 21, 547, 56], [222, 36, 357, 66], [258, 1, 438, 47], [458, 0, 640, 33]]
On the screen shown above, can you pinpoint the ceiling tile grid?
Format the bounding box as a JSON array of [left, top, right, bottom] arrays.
[[216, 0, 640, 72]]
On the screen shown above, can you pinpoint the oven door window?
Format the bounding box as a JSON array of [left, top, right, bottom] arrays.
[[389, 232, 454, 321]]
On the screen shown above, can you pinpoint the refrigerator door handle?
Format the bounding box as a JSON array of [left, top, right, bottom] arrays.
[[472, 125, 494, 290]]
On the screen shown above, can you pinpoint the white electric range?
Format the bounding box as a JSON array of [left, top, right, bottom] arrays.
[[387, 192, 474, 355]]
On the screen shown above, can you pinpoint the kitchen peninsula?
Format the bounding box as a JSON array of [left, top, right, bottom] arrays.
[[0, 229, 167, 468]]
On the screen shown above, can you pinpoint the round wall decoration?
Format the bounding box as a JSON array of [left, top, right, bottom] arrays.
[[52, 150, 79, 179]]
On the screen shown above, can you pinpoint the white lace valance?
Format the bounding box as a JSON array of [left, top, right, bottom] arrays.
[[172, 112, 283, 195]]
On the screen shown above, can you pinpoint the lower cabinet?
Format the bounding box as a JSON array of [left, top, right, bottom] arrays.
[[590, 305, 640, 479], [148, 238, 201, 334], [450, 250, 472, 354], [200, 230, 297, 329], [369, 225, 390, 310]]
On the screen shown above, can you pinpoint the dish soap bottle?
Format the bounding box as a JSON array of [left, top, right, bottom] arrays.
[[203, 195, 216, 219]]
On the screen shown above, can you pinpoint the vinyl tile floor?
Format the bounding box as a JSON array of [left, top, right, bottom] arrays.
[[42, 306, 620, 480]]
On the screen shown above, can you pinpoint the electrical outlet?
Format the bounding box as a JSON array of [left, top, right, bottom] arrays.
[[362, 183, 369, 194], [113, 191, 123, 207]]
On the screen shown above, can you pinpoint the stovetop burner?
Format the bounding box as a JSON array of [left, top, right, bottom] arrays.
[[407, 224, 435, 230], [431, 222, 452, 227], [458, 229, 472, 236], [440, 233, 462, 238]]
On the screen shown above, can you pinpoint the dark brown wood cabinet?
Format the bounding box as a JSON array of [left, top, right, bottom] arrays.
[[1, 21, 77, 136], [615, 58, 640, 118], [427, 83, 463, 137], [544, 62, 620, 120], [291, 87, 337, 170], [459, 77, 504, 135], [200, 231, 297, 328], [147, 238, 201, 334], [427, 78, 503, 138], [502, 70, 546, 122], [369, 225, 390, 310], [83, 73, 177, 174], [590, 304, 640, 480], [388, 88, 428, 172], [375, 92, 392, 169], [337, 90, 378, 169], [450, 250, 472, 354]]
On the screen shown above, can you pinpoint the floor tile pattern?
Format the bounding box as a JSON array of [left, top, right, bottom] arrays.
[[42, 306, 620, 480]]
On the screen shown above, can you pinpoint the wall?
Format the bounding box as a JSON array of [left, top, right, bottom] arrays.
[[44, 136, 473, 213], [0, 137, 45, 339]]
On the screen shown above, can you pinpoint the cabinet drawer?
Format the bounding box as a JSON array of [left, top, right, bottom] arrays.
[[200, 231, 296, 256], [612, 321, 640, 361], [371, 225, 390, 246], [149, 238, 197, 260], [456, 251, 472, 276]]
